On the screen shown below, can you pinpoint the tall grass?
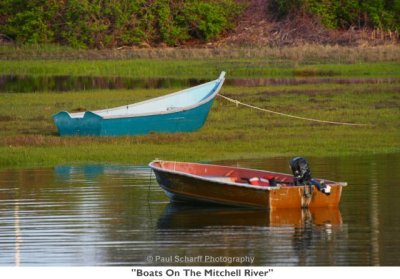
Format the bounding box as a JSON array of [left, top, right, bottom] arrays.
[[1, 59, 400, 79], [1, 44, 400, 62]]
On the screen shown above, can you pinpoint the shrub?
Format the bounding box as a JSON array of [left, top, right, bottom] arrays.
[[268, 0, 400, 31], [0, 0, 242, 48]]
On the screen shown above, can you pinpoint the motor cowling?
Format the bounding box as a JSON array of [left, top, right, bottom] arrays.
[[290, 157, 331, 195], [290, 157, 312, 186]]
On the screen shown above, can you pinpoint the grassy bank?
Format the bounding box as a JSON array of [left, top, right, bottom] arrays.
[[1, 81, 399, 169], [1, 45, 400, 79], [1, 45, 399, 169], [2, 59, 400, 79]]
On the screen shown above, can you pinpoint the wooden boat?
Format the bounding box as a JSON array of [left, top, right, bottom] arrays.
[[149, 160, 347, 209], [53, 72, 225, 136]]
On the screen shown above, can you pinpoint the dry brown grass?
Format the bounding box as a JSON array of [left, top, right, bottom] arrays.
[[1, 44, 400, 64]]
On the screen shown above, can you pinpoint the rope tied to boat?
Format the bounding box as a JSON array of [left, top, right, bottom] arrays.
[[217, 93, 371, 127]]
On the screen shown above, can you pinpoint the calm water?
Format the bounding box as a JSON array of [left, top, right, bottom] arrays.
[[1, 154, 399, 266], [2, 75, 399, 93]]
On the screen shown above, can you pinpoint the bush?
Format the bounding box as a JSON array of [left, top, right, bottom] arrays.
[[268, 0, 400, 31], [0, 0, 242, 48]]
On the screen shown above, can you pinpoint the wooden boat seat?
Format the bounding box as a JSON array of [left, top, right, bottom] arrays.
[[223, 170, 244, 183], [224, 170, 236, 176], [205, 176, 237, 183]]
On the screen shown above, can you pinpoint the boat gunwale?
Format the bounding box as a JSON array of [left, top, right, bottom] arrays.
[[55, 72, 225, 120], [151, 160, 284, 191], [149, 160, 347, 190]]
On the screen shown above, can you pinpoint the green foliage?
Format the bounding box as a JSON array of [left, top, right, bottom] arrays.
[[0, 0, 56, 44], [0, 0, 242, 48], [268, 0, 400, 31], [184, 1, 238, 41]]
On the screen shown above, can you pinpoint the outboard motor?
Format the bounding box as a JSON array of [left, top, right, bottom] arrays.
[[290, 157, 312, 186], [290, 157, 331, 195]]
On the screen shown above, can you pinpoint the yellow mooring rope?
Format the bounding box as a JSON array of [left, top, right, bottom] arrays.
[[218, 94, 371, 127]]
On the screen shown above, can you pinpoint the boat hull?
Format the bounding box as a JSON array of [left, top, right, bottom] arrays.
[[150, 160, 344, 209], [53, 72, 225, 136], [53, 98, 215, 136]]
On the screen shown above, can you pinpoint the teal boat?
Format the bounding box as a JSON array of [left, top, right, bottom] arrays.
[[53, 72, 225, 136]]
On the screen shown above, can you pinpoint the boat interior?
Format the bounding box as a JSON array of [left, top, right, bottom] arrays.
[[152, 160, 298, 187], [68, 73, 224, 119]]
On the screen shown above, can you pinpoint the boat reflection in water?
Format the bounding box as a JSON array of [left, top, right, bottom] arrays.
[[156, 202, 344, 266], [158, 202, 342, 229]]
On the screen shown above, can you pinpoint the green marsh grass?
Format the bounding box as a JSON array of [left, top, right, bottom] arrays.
[[1, 44, 400, 79], [1, 45, 399, 168], [1, 59, 400, 79], [1, 81, 399, 169]]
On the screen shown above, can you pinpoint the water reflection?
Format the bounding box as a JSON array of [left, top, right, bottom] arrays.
[[1, 75, 399, 93], [14, 200, 21, 267], [0, 154, 399, 266], [158, 203, 342, 229], [0, 75, 207, 93], [155, 203, 344, 266]]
